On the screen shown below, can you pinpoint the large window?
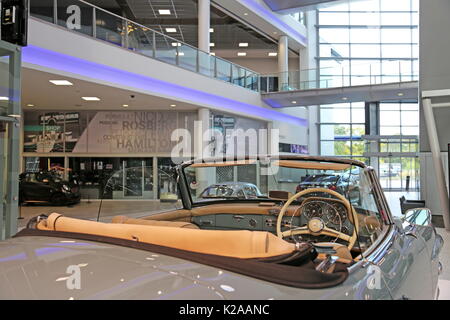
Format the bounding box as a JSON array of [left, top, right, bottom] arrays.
[[379, 102, 419, 136], [319, 102, 366, 162], [317, 0, 418, 85]]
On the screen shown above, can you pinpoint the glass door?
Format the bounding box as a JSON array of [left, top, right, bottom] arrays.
[[379, 156, 419, 191], [124, 159, 144, 197], [0, 40, 22, 239]]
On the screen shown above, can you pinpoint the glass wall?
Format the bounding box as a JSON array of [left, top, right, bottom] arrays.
[[0, 40, 21, 239], [317, 0, 418, 85], [379, 102, 419, 136], [317, 0, 420, 191], [319, 102, 367, 163]]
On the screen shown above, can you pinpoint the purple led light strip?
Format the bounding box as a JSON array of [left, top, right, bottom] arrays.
[[22, 45, 307, 127]]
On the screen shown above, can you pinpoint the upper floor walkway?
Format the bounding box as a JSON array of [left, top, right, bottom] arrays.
[[26, 0, 418, 112]]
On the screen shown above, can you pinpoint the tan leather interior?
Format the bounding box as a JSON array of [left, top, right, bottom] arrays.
[[315, 242, 353, 264], [358, 215, 382, 232], [37, 213, 296, 259], [141, 204, 301, 222], [112, 215, 199, 229]]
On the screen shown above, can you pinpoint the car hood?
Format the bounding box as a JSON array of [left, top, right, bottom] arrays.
[[0, 235, 233, 300], [0, 235, 327, 300]]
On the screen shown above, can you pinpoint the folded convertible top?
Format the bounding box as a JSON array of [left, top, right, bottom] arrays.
[[14, 228, 349, 289]]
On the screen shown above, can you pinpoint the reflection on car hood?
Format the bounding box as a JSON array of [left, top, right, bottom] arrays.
[[0, 235, 230, 300], [0, 235, 326, 300]]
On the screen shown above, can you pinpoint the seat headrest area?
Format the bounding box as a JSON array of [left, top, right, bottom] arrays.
[[36, 213, 297, 259]]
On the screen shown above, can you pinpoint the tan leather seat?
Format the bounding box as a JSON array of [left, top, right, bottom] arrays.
[[112, 216, 199, 229], [37, 213, 296, 259], [314, 242, 353, 264]]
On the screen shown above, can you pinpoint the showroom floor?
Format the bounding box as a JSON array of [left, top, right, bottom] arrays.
[[18, 200, 179, 227], [17, 191, 450, 299]]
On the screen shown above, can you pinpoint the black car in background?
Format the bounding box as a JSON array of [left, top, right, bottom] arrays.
[[296, 173, 361, 205], [19, 171, 81, 206]]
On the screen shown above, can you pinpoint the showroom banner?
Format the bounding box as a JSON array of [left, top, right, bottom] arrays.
[[23, 110, 196, 154]]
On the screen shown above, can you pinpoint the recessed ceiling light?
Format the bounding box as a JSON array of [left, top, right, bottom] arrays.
[[7, 114, 20, 118], [171, 42, 181, 47], [165, 27, 177, 33], [209, 43, 215, 47], [268, 52, 277, 57], [158, 9, 171, 15], [209, 28, 214, 33], [122, 104, 129, 107], [26, 104, 34, 107], [82, 97, 100, 101], [237, 52, 247, 56], [244, 13, 248, 16], [210, 52, 216, 56], [176, 52, 185, 56], [49, 80, 73, 86], [0, 96, 9, 100], [398, 92, 404, 96], [342, 97, 348, 101], [239, 42, 249, 47], [170, 104, 176, 107], [292, 101, 297, 104]]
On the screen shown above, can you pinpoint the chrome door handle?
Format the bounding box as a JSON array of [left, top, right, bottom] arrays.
[[233, 215, 245, 221]]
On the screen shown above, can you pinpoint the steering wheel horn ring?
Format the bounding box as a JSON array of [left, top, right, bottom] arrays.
[[276, 188, 359, 251]]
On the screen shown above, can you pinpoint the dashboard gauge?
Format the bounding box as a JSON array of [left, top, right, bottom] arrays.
[[325, 203, 347, 225], [340, 226, 350, 235], [302, 202, 323, 219]]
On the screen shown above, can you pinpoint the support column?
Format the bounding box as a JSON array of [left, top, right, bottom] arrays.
[[308, 106, 319, 155], [194, 108, 212, 193], [423, 98, 450, 230], [5, 46, 21, 238], [278, 35, 289, 91], [368, 102, 380, 174], [198, 0, 210, 53]]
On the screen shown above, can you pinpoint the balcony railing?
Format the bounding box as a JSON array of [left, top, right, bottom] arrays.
[[260, 60, 419, 93], [29, 0, 260, 91]]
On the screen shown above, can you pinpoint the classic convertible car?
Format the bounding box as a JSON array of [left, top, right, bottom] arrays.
[[0, 155, 443, 300]]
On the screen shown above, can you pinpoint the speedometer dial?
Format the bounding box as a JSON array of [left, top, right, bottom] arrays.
[[326, 202, 347, 225], [302, 202, 323, 219]]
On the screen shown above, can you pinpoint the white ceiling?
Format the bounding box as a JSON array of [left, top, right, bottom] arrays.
[[21, 68, 199, 112]]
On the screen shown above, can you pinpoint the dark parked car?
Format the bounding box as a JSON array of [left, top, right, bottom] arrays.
[[19, 171, 81, 206], [296, 173, 360, 204]]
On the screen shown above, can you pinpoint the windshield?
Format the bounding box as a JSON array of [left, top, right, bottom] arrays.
[[183, 159, 381, 215], [96, 166, 181, 221]]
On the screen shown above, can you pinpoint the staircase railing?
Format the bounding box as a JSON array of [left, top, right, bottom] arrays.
[[28, 0, 260, 92]]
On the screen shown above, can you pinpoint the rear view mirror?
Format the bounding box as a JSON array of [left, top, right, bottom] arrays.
[[403, 208, 432, 226]]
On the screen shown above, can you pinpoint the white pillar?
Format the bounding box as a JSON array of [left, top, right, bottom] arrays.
[[194, 108, 212, 193], [423, 98, 450, 230], [198, 0, 210, 53], [195, 108, 210, 158], [278, 35, 289, 90]]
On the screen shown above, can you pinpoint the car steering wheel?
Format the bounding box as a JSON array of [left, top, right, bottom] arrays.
[[276, 188, 359, 251]]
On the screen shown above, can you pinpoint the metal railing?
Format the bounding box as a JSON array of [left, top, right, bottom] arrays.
[[29, 0, 260, 91], [260, 60, 419, 93]]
